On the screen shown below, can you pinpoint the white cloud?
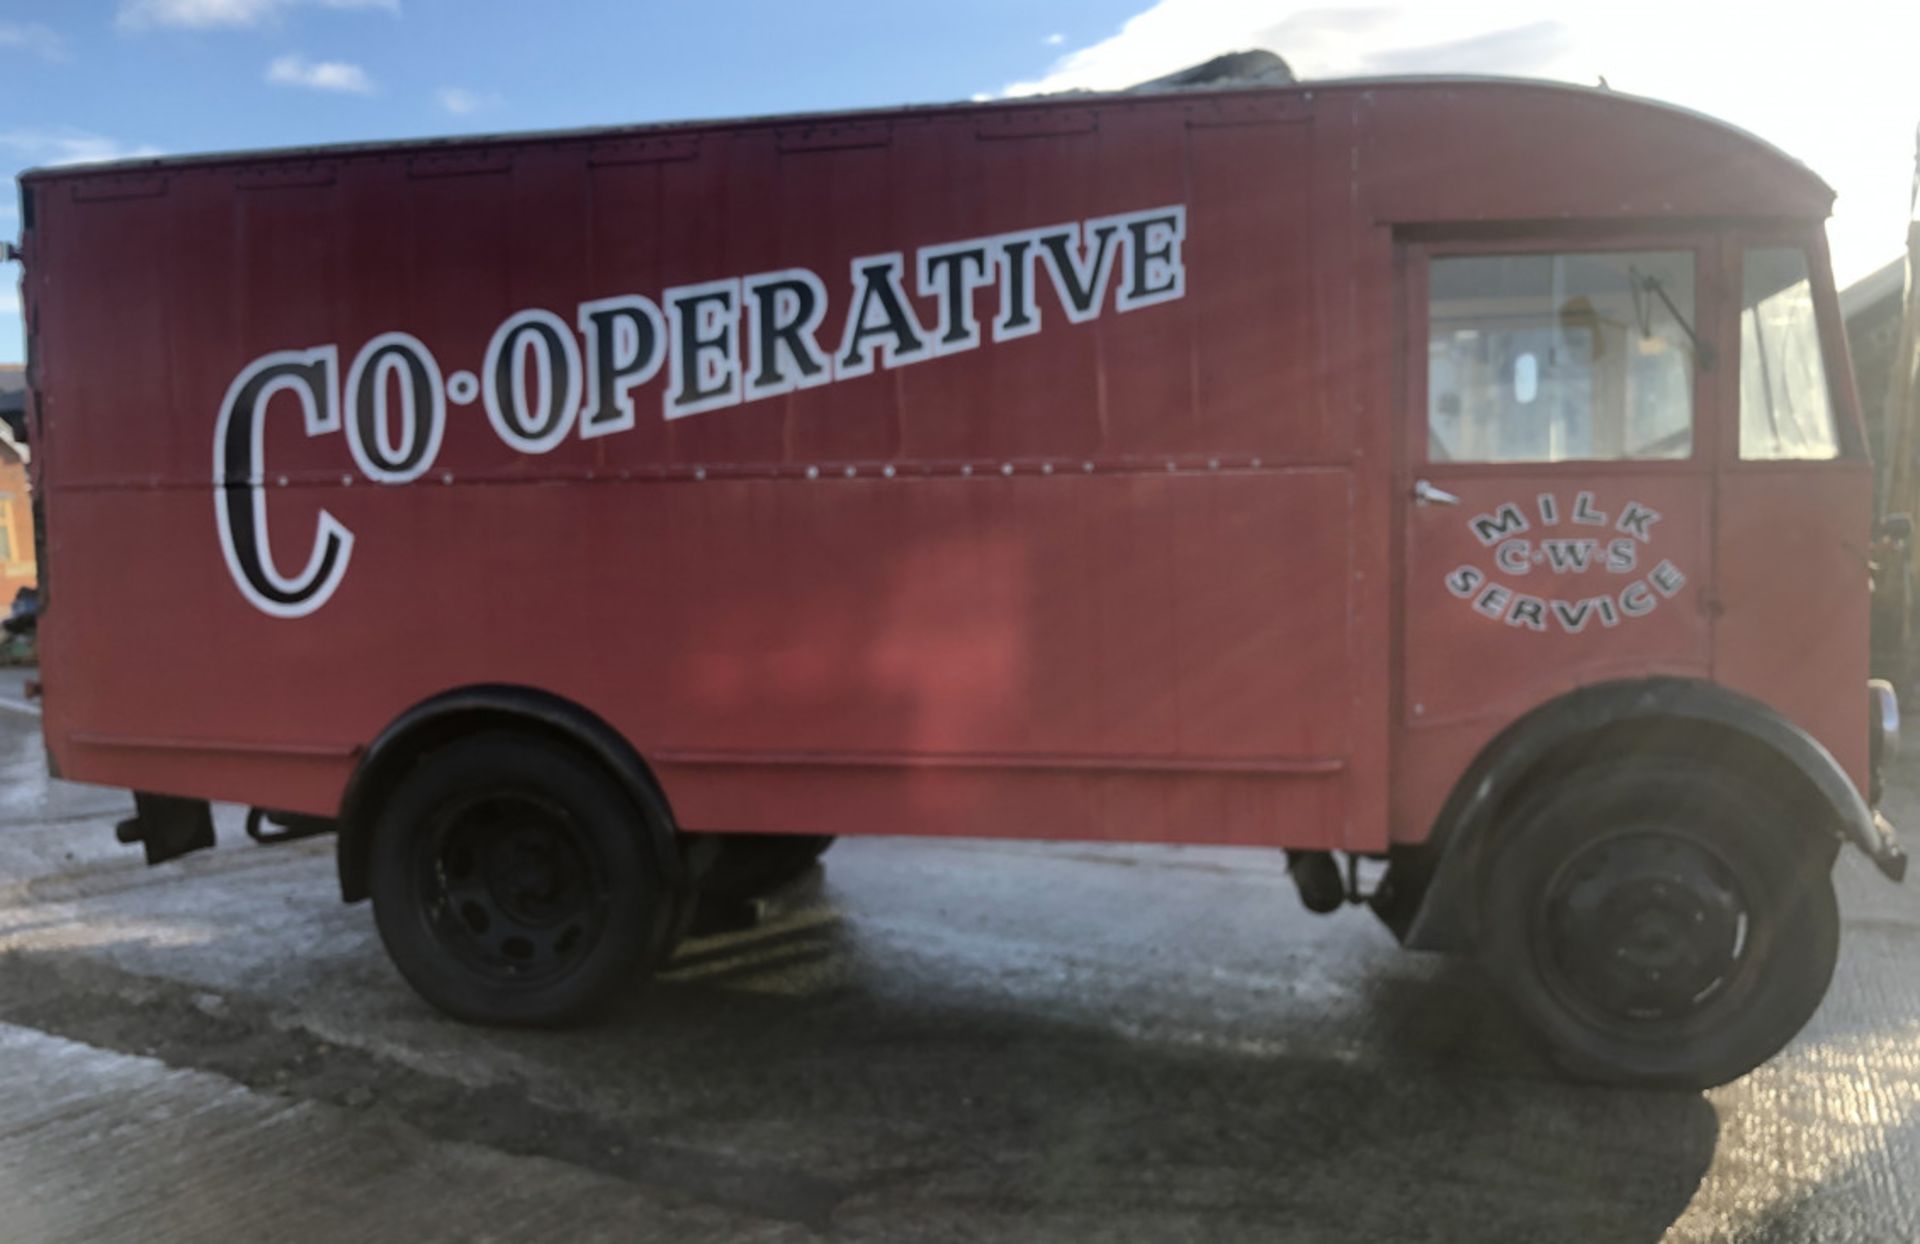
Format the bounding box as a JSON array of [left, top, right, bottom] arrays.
[[1044, 32, 1064, 46], [1002, 0, 1920, 286], [266, 53, 375, 94], [0, 128, 165, 167], [0, 22, 65, 61], [121, 0, 274, 28], [436, 86, 501, 116], [118, 0, 396, 31], [1004, 3, 1591, 96]]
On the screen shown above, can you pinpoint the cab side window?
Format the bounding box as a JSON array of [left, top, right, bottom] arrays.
[[1427, 250, 1696, 463], [1739, 247, 1840, 461]]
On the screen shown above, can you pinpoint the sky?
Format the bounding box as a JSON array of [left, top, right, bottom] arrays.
[[3, 0, 1918, 366]]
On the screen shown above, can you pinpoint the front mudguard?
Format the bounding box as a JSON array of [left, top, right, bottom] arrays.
[[1379, 677, 1904, 954]]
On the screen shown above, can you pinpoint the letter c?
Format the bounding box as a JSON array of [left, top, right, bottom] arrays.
[[1496, 539, 1532, 575], [213, 346, 355, 618], [1620, 580, 1657, 617]]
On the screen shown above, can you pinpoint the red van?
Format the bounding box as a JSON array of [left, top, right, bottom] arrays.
[[12, 76, 1904, 1088]]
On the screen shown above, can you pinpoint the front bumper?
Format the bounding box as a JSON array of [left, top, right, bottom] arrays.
[[1867, 679, 1906, 881], [1867, 811, 1908, 882], [1871, 679, 1901, 766]]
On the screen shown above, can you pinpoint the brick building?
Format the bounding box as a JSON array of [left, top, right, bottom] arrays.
[[0, 364, 36, 598]]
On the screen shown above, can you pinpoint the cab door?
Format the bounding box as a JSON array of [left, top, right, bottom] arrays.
[[1395, 238, 1720, 817], [1710, 232, 1874, 787]]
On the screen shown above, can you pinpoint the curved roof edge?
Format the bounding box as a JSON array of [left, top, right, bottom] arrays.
[[14, 73, 1829, 204], [1324, 75, 1829, 201]]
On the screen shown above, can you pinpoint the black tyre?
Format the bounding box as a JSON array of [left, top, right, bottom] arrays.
[[1480, 760, 1839, 1090], [696, 833, 835, 902], [369, 731, 672, 1026]]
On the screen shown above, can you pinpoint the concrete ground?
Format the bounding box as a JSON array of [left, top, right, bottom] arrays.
[[0, 691, 1915, 1242]]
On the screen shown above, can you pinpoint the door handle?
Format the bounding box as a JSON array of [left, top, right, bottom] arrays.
[[1413, 479, 1461, 507]]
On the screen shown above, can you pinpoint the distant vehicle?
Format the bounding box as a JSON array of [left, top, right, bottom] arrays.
[[11, 75, 1904, 1089], [2, 586, 35, 639]]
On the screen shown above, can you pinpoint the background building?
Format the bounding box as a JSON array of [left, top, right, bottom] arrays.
[[0, 365, 37, 599]]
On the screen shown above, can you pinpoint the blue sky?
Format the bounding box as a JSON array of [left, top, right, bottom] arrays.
[[0, 0, 1141, 363], [5, 0, 1918, 365]]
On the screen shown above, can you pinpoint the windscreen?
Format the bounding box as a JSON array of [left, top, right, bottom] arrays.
[[1739, 246, 1840, 460]]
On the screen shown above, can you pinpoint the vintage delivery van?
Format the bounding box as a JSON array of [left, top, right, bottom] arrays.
[[11, 75, 1906, 1088]]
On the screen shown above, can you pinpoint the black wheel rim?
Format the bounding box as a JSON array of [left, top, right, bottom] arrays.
[[1533, 828, 1759, 1037], [413, 790, 609, 987]]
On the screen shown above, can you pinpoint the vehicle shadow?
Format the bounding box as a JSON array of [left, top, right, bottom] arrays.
[[0, 846, 1722, 1244], [576, 894, 1723, 1241]]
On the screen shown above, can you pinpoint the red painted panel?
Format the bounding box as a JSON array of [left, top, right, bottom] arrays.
[[18, 79, 1858, 853], [1403, 474, 1714, 731], [41, 464, 1354, 842], [1357, 84, 1832, 225], [1713, 465, 1873, 787]]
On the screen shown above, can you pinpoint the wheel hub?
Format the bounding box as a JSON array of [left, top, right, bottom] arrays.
[[1544, 832, 1748, 1024], [491, 830, 574, 919], [419, 795, 603, 982]]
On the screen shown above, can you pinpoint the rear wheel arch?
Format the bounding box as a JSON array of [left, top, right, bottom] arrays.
[[1385, 677, 1857, 952], [335, 685, 684, 903]]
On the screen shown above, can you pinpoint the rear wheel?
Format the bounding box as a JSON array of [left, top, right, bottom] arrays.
[[369, 731, 673, 1026], [1480, 760, 1839, 1089]]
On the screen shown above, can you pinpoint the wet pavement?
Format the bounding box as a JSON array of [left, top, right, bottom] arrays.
[[0, 690, 1915, 1241]]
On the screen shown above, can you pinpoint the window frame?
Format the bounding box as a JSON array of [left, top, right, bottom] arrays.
[[1405, 231, 1718, 480], [1719, 227, 1868, 468]]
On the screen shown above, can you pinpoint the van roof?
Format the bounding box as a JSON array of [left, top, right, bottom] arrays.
[[16, 75, 1827, 202]]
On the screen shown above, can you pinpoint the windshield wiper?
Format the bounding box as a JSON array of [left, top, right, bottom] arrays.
[[1630, 266, 1715, 368]]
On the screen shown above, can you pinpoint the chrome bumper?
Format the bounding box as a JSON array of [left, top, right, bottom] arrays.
[[1868, 679, 1906, 881], [1871, 679, 1901, 763], [1869, 811, 1908, 882]]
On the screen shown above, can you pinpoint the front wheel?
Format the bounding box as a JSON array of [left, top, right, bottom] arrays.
[[1480, 760, 1839, 1090], [369, 732, 673, 1026]]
